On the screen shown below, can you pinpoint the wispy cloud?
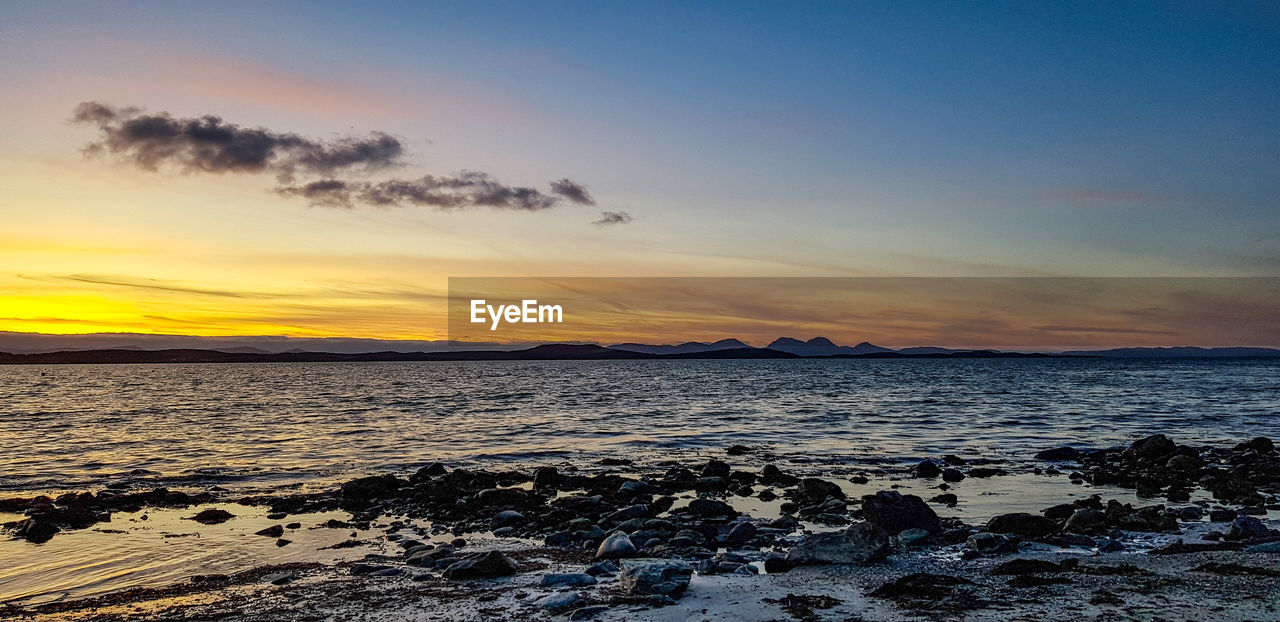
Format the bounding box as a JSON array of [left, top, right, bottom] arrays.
[[593, 210, 633, 226]]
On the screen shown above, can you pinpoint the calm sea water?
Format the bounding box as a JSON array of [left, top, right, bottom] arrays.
[[1, 358, 1277, 495], [1, 358, 1278, 605]]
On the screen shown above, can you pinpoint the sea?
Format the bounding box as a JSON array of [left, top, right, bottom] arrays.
[[0, 358, 1276, 604]]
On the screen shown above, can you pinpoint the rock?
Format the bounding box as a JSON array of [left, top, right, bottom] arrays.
[[990, 558, 1063, 575], [595, 532, 637, 559], [1245, 541, 1280, 554], [605, 504, 649, 523], [1165, 451, 1200, 471], [683, 498, 737, 517], [798, 478, 845, 503], [785, 521, 891, 565], [414, 462, 448, 480], [727, 445, 751, 455], [1064, 509, 1107, 534], [492, 510, 525, 527], [1097, 538, 1125, 553], [897, 527, 931, 547], [760, 464, 799, 485], [442, 550, 519, 580], [14, 519, 59, 543], [540, 573, 597, 587], [341, 475, 402, 500], [536, 592, 581, 612], [255, 525, 284, 538], [930, 493, 958, 507], [350, 563, 394, 575], [861, 491, 942, 535], [1226, 516, 1270, 540], [532, 466, 561, 488], [941, 468, 965, 483], [1210, 509, 1238, 522], [912, 460, 941, 478], [1043, 503, 1076, 521], [619, 560, 693, 596], [987, 513, 1057, 538], [1131, 434, 1176, 459], [702, 459, 731, 478], [724, 521, 757, 546], [1035, 446, 1079, 461], [585, 561, 619, 576], [966, 532, 1018, 554], [618, 480, 656, 495], [275, 538, 291, 547], [188, 508, 235, 525], [475, 488, 526, 506], [1247, 437, 1274, 453], [599, 457, 632, 466], [567, 605, 611, 620], [966, 467, 1005, 478], [763, 552, 790, 573], [262, 572, 294, 585]]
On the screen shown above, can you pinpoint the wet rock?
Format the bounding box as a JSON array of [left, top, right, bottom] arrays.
[[912, 460, 941, 478], [1245, 541, 1280, 554], [1226, 516, 1270, 540], [541, 573, 597, 587], [568, 605, 611, 620], [785, 521, 891, 565], [1035, 447, 1079, 461], [763, 552, 790, 573], [797, 478, 846, 504], [350, 563, 394, 576], [760, 464, 799, 486], [475, 488, 527, 506], [1043, 503, 1076, 521], [599, 457, 632, 466], [532, 466, 561, 489], [1097, 538, 1124, 553], [275, 538, 291, 547], [13, 518, 59, 543], [1246, 437, 1274, 453], [413, 462, 448, 481], [585, 561, 619, 576], [990, 558, 1064, 575], [492, 510, 524, 527], [595, 532, 638, 559], [1064, 509, 1107, 534], [617, 480, 656, 496], [683, 498, 738, 518], [188, 508, 235, 525], [966, 467, 1005, 478], [727, 445, 751, 455], [724, 521, 757, 546], [619, 560, 693, 596], [262, 572, 294, 585], [987, 513, 1057, 538], [702, 459, 731, 478], [941, 468, 965, 483], [897, 527, 931, 547], [1130, 434, 1176, 459], [966, 532, 1018, 554], [341, 475, 402, 501], [442, 550, 519, 580], [930, 493, 958, 507], [861, 491, 942, 535], [1210, 509, 1238, 522], [255, 524, 284, 538], [536, 592, 582, 612]]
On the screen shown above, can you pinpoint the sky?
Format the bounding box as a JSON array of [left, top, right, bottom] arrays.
[[1, 1, 1278, 344]]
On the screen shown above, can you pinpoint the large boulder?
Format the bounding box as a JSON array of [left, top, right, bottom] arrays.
[[860, 491, 942, 535], [441, 550, 519, 580], [619, 560, 693, 596], [785, 521, 891, 565], [986, 513, 1058, 538], [595, 532, 638, 559], [797, 478, 845, 503], [1130, 434, 1176, 459]]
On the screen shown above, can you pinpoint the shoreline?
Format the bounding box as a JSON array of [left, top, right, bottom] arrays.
[[4, 433, 1279, 620]]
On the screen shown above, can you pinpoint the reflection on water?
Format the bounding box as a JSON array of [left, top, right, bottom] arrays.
[[1, 358, 1277, 494], [0, 504, 383, 605]]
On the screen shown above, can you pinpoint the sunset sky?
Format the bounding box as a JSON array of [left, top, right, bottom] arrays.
[[2, 2, 1278, 344]]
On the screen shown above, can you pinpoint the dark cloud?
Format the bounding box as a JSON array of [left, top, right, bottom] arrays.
[[72, 101, 403, 181], [276, 171, 570, 211], [593, 210, 633, 226], [550, 178, 595, 206], [74, 102, 631, 224]]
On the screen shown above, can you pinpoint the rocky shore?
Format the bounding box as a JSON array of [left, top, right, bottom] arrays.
[[3, 433, 1279, 621]]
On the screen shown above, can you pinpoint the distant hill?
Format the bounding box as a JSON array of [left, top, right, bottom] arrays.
[[1063, 346, 1280, 358], [766, 337, 894, 356], [609, 338, 748, 355]]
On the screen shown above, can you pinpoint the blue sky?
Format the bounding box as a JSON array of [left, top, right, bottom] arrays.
[[0, 1, 1277, 339]]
